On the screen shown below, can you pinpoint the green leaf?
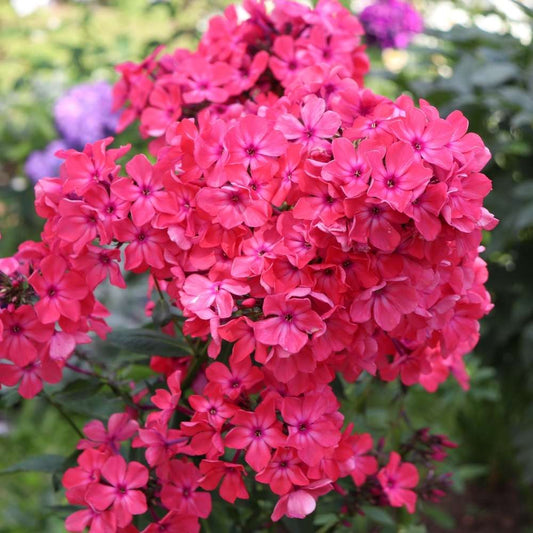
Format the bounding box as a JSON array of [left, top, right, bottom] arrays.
[[0, 454, 65, 475], [470, 63, 518, 87], [456, 463, 489, 481], [399, 526, 427, 533], [106, 328, 192, 357], [423, 503, 455, 529], [314, 513, 339, 526], [52, 378, 102, 403], [361, 506, 395, 526]]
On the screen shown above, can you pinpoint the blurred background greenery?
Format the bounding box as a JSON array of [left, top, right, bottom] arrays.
[[1, 0, 532, 531]]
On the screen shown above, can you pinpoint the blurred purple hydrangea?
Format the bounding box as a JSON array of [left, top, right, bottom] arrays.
[[54, 81, 119, 149], [360, 0, 423, 49], [25, 81, 120, 183], [24, 139, 68, 183]]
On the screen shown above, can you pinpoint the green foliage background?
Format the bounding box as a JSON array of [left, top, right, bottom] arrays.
[[1, 0, 532, 531]]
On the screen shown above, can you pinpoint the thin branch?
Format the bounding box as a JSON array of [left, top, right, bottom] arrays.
[[41, 391, 84, 439]]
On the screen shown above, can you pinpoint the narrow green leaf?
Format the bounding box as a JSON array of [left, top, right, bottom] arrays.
[[361, 506, 395, 526], [0, 454, 65, 475], [106, 328, 192, 357]]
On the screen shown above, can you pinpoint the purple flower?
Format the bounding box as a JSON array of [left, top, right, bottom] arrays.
[[24, 139, 68, 183], [54, 81, 119, 149], [360, 0, 423, 49]]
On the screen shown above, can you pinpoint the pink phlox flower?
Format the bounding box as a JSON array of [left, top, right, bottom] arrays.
[[65, 507, 117, 533], [85, 455, 148, 528], [29, 255, 89, 324], [231, 226, 281, 278], [115, 73, 154, 134], [77, 413, 139, 454], [307, 264, 348, 305], [367, 142, 432, 213], [331, 81, 387, 126], [133, 421, 185, 467], [274, 212, 317, 269], [231, 164, 281, 204], [193, 119, 229, 186], [112, 154, 165, 227], [403, 181, 448, 241], [227, 115, 287, 170], [441, 170, 493, 232], [321, 136, 371, 198], [205, 356, 263, 400], [83, 186, 131, 244], [260, 255, 314, 295], [308, 308, 355, 359], [276, 95, 341, 150], [254, 294, 325, 354], [181, 58, 235, 104], [281, 391, 342, 466], [62, 448, 110, 502], [180, 273, 249, 320], [149, 369, 182, 424], [158, 460, 212, 518], [141, 511, 199, 533], [199, 460, 249, 503], [350, 277, 418, 331], [233, 49, 270, 93], [188, 385, 237, 428], [271, 143, 305, 206], [0, 305, 54, 366], [377, 451, 419, 513], [55, 199, 103, 254], [338, 425, 378, 486], [195, 183, 271, 229], [180, 416, 225, 458], [140, 82, 182, 138], [112, 219, 167, 272], [270, 479, 333, 522], [387, 107, 454, 169], [344, 101, 396, 143], [304, 24, 359, 67], [292, 174, 345, 225], [225, 399, 286, 471], [345, 197, 408, 252], [218, 317, 268, 363], [72, 246, 126, 290], [61, 138, 129, 196], [378, 343, 433, 386], [152, 182, 198, 235], [0, 355, 62, 399], [255, 446, 309, 495], [269, 35, 306, 85], [444, 109, 491, 168]]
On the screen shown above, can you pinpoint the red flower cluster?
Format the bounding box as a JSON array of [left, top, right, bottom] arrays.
[[0, 0, 497, 530], [62, 375, 419, 532], [112, 0, 369, 153]]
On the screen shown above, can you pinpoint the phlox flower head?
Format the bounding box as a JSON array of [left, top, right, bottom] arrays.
[[24, 139, 68, 183], [360, 0, 423, 49], [54, 81, 120, 149], [0, 0, 498, 528]]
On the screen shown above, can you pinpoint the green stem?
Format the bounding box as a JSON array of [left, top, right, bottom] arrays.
[[152, 276, 166, 301], [68, 356, 138, 412], [41, 391, 84, 439], [181, 344, 208, 392]]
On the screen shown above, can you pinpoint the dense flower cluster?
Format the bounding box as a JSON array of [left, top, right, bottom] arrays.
[[360, 0, 423, 49], [0, 0, 496, 530], [112, 0, 369, 152], [24, 81, 119, 182]]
